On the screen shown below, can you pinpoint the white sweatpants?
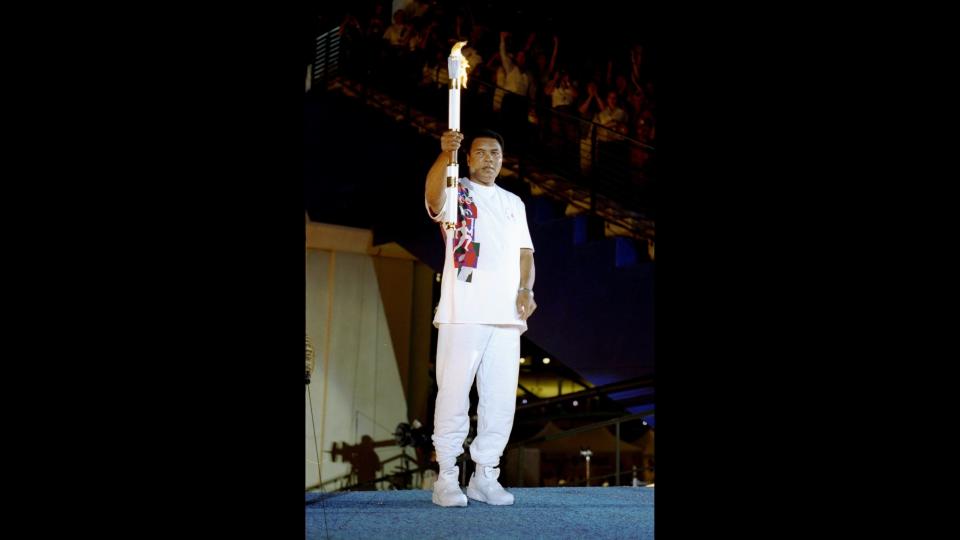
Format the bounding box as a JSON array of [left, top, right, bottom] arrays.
[[432, 324, 521, 469]]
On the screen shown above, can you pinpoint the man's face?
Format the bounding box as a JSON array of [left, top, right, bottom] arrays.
[[606, 91, 618, 109], [616, 75, 628, 92], [466, 137, 503, 186]]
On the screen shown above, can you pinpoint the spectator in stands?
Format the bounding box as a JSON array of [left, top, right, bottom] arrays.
[[383, 10, 412, 48], [594, 90, 629, 179]]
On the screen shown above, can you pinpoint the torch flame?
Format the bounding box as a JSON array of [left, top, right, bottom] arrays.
[[448, 41, 470, 88]]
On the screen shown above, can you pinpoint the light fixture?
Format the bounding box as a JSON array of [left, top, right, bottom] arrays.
[[542, 357, 551, 365]]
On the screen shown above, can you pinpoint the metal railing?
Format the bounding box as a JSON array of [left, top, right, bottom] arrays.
[[312, 27, 341, 88], [516, 375, 654, 411]]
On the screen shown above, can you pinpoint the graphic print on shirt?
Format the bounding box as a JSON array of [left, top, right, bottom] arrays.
[[453, 183, 479, 283]]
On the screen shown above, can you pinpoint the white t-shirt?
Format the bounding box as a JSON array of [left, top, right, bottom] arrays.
[[425, 178, 535, 330], [551, 84, 577, 108]]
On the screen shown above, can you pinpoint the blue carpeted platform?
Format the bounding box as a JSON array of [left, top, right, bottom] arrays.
[[305, 486, 653, 539]]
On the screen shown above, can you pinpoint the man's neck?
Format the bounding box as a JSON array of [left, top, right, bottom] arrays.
[[469, 176, 496, 187]]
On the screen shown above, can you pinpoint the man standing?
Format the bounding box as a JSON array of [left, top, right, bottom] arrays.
[[424, 129, 537, 507]]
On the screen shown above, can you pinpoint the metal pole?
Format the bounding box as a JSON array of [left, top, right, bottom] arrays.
[[580, 448, 593, 486], [615, 420, 621, 486]]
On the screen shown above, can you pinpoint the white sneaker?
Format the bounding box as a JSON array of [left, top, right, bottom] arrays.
[[466, 465, 514, 505], [431, 467, 468, 507]]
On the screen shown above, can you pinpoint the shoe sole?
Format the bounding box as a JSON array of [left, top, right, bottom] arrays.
[[432, 491, 468, 507], [466, 484, 514, 505]]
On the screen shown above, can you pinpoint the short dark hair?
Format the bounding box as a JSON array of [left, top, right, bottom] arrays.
[[468, 129, 504, 153]]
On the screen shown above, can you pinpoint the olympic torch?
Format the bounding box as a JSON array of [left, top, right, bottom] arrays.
[[444, 41, 469, 237]]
